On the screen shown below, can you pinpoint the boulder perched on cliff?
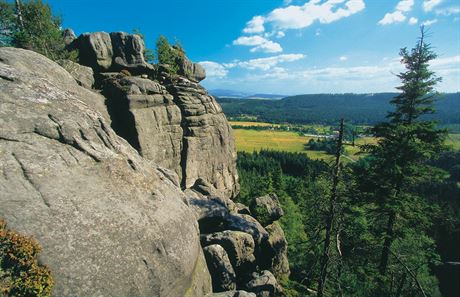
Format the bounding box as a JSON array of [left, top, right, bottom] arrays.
[[175, 54, 206, 82], [110, 32, 154, 73], [203, 244, 237, 292], [78, 32, 114, 71], [250, 194, 284, 227], [0, 47, 211, 297]]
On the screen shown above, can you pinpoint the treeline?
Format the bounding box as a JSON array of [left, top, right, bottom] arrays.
[[236, 149, 460, 297], [217, 92, 460, 128]]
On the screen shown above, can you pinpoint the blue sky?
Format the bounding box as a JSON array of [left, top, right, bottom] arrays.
[[49, 0, 460, 95]]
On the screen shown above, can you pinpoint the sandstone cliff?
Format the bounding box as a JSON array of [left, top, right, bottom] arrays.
[[0, 32, 288, 297]]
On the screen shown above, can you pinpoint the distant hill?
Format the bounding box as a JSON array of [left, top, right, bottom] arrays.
[[210, 89, 285, 100], [216, 92, 460, 126]]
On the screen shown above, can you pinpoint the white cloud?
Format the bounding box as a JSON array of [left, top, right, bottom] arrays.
[[430, 55, 460, 67], [378, 0, 416, 25], [236, 54, 306, 71], [266, 0, 365, 30], [423, 0, 443, 12], [379, 11, 406, 25], [201, 55, 460, 94], [283, 0, 293, 5], [422, 19, 438, 25], [276, 31, 286, 38], [339, 56, 348, 61], [233, 35, 283, 53], [198, 61, 228, 78], [397, 0, 414, 12], [315, 29, 321, 36], [250, 40, 283, 53], [409, 17, 418, 24], [435, 6, 460, 16], [243, 16, 265, 34]]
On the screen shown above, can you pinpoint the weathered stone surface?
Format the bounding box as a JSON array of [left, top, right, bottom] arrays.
[[225, 214, 269, 246], [201, 231, 256, 269], [175, 54, 206, 82], [59, 59, 95, 89], [101, 72, 239, 199], [250, 194, 284, 227], [245, 271, 282, 297], [63, 28, 77, 48], [0, 47, 211, 297], [102, 75, 184, 178], [167, 77, 239, 199], [208, 291, 257, 297], [203, 244, 236, 292], [110, 32, 154, 74], [78, 32, 113, 71], [228, 201, 251, 215], [263, 222, 290, 280]]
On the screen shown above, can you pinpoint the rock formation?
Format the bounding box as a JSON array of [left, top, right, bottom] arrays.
[[0, 47, 211, 297], [0, 30, 288, 297]]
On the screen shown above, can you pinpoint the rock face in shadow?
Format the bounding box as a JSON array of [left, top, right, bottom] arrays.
[[0, 47, 211, 297]]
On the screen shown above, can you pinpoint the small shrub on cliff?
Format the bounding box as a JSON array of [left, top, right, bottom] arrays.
[[156, 35, 185, 74], [0, 219, 53, 297]]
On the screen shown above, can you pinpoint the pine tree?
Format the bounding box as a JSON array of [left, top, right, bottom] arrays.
[[356, 27, 446, 296], [0, 0, 74, 61]]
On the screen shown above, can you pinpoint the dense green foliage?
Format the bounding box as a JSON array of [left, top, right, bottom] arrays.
[[155, 35, 185, 74], [0, 219, 53, 296], [305, 138, 342, 155], [0, 0, 76, 61], [235, 31, 459, 297], [217, 92, 460, 128]]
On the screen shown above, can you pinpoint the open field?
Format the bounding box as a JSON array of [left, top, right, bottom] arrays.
[[232, 124, 460, 161], [446, 134, 460, 150], [229, 121, 278, 127]]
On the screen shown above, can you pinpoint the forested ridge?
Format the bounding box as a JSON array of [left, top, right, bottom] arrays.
[[217, 92, 460, 126]]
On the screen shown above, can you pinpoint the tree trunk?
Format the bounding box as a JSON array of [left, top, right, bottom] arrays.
[[15, 0, 24, 29], [317, 119, 344, 297], [379, 210, 396, 276]]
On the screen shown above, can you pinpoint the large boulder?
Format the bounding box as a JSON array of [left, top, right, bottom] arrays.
[[62, 28, 77, 49], [78, 32, 114, 71], [0, 47, 211, 297], [110, 32, 154, 74], [244, 271, 282, 297], [201, 231, 255, 270], [175, 54, 206, 82], [203, 244, 237, 292], [263, 222, 290, 280], [225, 214, 269, 246], [250, 194, 284, 227]]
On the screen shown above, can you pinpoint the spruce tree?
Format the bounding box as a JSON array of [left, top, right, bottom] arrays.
[[356, 27, 446, 296]]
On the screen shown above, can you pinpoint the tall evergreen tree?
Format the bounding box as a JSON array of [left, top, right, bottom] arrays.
[[356, 27, 446, 296], [0, 0, 74, 61]]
